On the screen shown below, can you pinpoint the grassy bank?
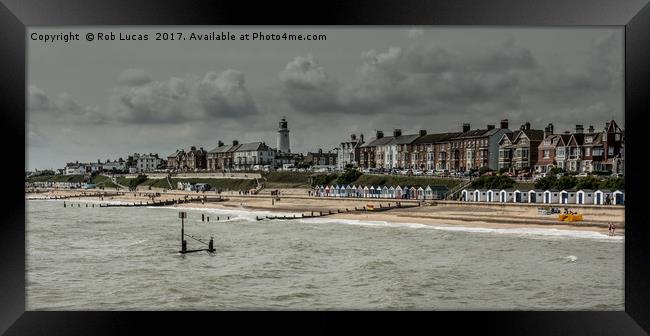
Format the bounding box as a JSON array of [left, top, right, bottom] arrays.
[[27, 174, 120, 189]]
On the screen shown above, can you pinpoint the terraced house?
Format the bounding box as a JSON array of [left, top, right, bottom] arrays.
[[359, 131, 392, 169], [497, 122, 544, 171], [411, 132, 462, 171], [337, 134, 364, 169], [534, 124, 572, 173], [448, 120, 512, 172]]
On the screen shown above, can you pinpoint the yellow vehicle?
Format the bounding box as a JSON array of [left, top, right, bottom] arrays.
[[366, 204, 374, 211], [559, 213, 583, 222]]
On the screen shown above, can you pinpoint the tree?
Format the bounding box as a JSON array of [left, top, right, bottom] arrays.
[[553, 175, 577, 190], [478, 166, 493, 176], [534, 176, 556, 190], [549, 167, 565, 176]]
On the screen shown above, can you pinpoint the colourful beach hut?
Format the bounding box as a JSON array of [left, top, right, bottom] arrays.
[[576, 189, 594, 204], [560, 190, 577, 204], [543, 190, 560, 204], [424, 186, 434, 200], [409, 186, 417, 199], [325, 185, 331, 197], [388, 186, 396, 199], [416, 187, 425, 200], [594, 190, 613, 205], [613, 190, 624, 205], [356, 185, 364, 197], [395, 186, 403, 199], [378, 186, 386, 198]]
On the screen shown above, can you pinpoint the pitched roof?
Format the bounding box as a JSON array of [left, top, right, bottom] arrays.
[[209, 144, 237, 153], [168, 150, 184, 158], [519, 129, 545, 141], [389, 134, 421, 145], [413, 132, 462, 144], [361, 136, 394, 147], [235, 142, 266, 152]]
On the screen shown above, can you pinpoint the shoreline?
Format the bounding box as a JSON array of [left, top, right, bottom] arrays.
[[26, 188, 625, 236]]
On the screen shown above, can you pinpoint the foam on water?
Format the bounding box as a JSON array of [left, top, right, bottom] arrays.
[[152, 206, 622, 242]]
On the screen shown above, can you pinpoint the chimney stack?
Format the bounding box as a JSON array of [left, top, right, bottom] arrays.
[[575, 124, 584, 134], [462, 123, 471, 133], [520, 124, 526, 131], [605, 122, 610, 131], [376, 130, 384, 139], [500, 119, 509, 129], [544, 123, 554, 138], [487, 124, 495, 130], [360, 134, 364, 143], [218, 140, 224, 147], [233, 140, 239, 146], [191, 146, 196, 150], [351, 134, 357, 141], [393, 129, 402, 137], [525, 122, 531, 130], [419, 129, 427, 137], [588, 125, 594, 133]]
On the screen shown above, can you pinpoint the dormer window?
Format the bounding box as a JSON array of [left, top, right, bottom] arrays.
[[585, 136, 593, 144]]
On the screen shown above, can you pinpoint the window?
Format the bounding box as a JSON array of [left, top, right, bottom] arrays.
[[543, 150, 550, 159], [585, 148, 591, 156]]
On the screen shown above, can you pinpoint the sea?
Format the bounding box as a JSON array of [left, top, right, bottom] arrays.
[[26, 199, 624, 310]]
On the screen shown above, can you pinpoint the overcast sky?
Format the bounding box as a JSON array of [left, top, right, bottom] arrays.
[[27, 27, 623, 170]]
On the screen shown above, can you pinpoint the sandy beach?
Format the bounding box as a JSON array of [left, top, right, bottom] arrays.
[[26, 187, 625, 236]]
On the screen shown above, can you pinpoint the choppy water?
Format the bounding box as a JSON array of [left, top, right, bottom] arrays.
[[26, 200, 624, 310]]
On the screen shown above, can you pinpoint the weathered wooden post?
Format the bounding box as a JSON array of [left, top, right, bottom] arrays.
[[202, 214, 205, 222], [63, 201, 66, 208], [179, 211, 187, 252]]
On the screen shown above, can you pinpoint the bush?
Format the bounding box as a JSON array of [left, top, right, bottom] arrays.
[[575, 176, 601, 190], [311, 173, 338, 187], [129, 174, 147, 188], [337, 168, 362, 185], [554, 175, 577, 190], [549, 167, 565, 175], [599, 177, 624, 190], [497, 167, 509, 175], [478, 167, 493, 176], [534, 176, 556, 190], [470, 175, 516, 190]]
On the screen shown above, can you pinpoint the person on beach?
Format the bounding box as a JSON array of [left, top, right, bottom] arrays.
[[608, 223, 613, 236], [611, 223, 616, 235]]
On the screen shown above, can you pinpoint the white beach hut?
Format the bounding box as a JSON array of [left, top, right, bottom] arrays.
[[474, 189, 487, 202], [559, 190, 577, 204], [499, 189, 515, 203], [380, 186, 388, 198], [461, 189, 472, 202], [543, 190, 560, 204], [388, 186, 396, 199], [424, 186, 434, 200], [613, 190, 625, 205], [369, 186, 376, 198], [528, 190, 543, 203], [363, 186, 370, 198], [395, 186, 403, 199], [513, 189, 526, 203], [486, 189, 500, 202], [594, 190, 613, 205], [576, 189, 594, 204]]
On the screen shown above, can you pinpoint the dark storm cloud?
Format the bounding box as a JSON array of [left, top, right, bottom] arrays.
[[281, 35, 620, 129]]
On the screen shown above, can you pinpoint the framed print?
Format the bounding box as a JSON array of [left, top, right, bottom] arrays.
[[2, 0, 649, 334]]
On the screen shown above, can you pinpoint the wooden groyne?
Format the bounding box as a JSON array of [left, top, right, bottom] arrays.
[[34, 192, 124, 200], [99, 196, 228, 208], [255, 202, 421, 221]]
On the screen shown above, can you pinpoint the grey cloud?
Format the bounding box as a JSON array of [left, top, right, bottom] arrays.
[[279, 54, 342, 113], [116, 68, 152, 86], [28, 85, 106, 123], [109, 69, 259, 123]]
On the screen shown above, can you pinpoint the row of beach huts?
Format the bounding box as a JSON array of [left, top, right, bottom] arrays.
[[460, 188, 624, 205], [313, 185, 446, 200], [26, 181, 97, 189]]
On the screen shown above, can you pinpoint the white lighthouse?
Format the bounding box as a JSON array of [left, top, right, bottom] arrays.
[[277, 117, 291, 153]]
